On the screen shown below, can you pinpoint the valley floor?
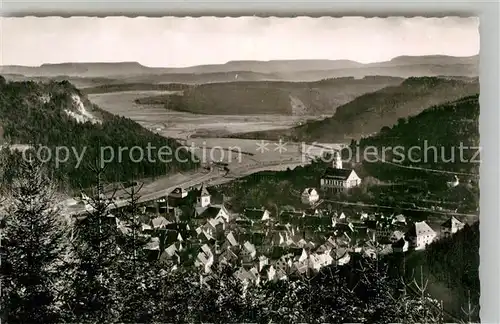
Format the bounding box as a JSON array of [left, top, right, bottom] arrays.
[[87, 90, 318, 139]]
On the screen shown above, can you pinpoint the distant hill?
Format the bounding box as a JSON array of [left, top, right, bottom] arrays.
[[0, 77, 198, 191], [373, 54, 478, 67], [231, 76, 479, 141], [358, 94, 480, 176], [0, 55, 478, 82], [1, 71, 282, 87], [158, 59, 365, 74], [0, 62, 152, 78], [133, 76, 404, 115]]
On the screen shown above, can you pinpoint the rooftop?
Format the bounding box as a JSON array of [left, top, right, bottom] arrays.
[[441, 216, 464, 228], [322, 168, 355, 180], [407, 221, 436, 237]]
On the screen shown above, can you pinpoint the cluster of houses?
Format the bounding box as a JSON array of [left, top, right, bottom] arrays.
[[102, 181, 467, 288]]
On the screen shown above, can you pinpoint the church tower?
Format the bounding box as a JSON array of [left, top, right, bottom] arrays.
[[332, 151, 342, 169], [197, 183, 211, 208]]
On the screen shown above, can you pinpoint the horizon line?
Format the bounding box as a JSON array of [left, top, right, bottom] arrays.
[[0, 53, 480, 69]]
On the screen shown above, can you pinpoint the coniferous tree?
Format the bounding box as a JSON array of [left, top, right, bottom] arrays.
[[63, 162, 120, 323], [0, 160, 70, 323], [114, 182, 160, 322]]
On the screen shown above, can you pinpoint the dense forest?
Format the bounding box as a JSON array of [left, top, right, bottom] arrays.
[[357, 94, 480, 181], [133, 76, 404, 115], [0, 77, 198, 191], [230, 76, 479, 141], [82, 82, 191, 94], [1, 161, 476, 324], [412, 222, 480, 320]]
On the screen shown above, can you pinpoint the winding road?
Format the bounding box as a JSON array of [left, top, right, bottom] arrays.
[[63, 158, 307, 216]]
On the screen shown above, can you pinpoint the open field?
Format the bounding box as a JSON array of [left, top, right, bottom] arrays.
[[178, 137, 345, 168], [88, 90, 313, 138]]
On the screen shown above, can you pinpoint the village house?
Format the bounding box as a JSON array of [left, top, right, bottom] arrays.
[[259, 264, 280, 282], [151, 216, 171, 230], [320, 152, 361, 193], [220, 231, 240, 251], [258, 255, 269, 272], [392, 237, 409, 253], [389, 230, 405, 243], [144, 237, 161, 260], [194, 204, 231, 223], [406, 221, 437, 250], [272, 254, 293, 275], [292, 249, 310, 275], [331, 246, 351, 266], [244, 207, 272, 222], [441, 216, 465, 236], [195, 244, 214, 273], [159, 241, 184, 265], [141, 223, 154, 236], [234, 266, 261, 287], [195, 226, 216, 244], [301, 188, 320, 205], [241, 241, 257, 265], [316, 236, 338, 254], [308, 251, 334, 271], [169, 187, 188, 200], [391, 214, 407, 226], [359, 212, 370, 221], [197, 184, 211, 208], [219, 248, 239, 265]]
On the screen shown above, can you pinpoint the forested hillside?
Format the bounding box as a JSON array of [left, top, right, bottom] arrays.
[[358, 94, 480, 178], [0, 77, 198, 191], [232, 77, 479, 141], [133, 76, 404, 115], [404, 222, 480, 321]]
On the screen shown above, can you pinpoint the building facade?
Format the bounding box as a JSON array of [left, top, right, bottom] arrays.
[[320, 152, 361, 193], [406, 221, 437, 250]]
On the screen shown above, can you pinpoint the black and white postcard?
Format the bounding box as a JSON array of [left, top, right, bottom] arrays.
[[0, 16, 480, 323]]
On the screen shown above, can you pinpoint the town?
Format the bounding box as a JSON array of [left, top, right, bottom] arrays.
[[0, 15, 483, 324], [72, 151, 471, 290]]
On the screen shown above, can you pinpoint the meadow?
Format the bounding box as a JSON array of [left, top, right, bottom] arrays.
[[88, 90, 311, 139]]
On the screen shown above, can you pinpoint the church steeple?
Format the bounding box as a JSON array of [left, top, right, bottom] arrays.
[[333, 151, 342, 169], [198, 183, 211, 207]]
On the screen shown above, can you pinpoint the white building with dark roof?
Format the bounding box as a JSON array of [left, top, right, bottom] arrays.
[[406, 221, 437, 250], [441, 216, 465, 236], [169, 187, 188, 199], [301, 188, 320, 205], [320, 152, 361, 193]]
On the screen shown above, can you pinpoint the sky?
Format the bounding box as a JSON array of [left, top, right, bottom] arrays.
[[0, 16, 480, 67]]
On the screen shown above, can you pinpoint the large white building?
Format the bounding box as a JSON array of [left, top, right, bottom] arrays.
[[406, 221, 437, 250], [320, 152, 361, 193]]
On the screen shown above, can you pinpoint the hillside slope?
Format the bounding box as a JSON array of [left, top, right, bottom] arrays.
[[0, 77, 198, 190], [133, 76, 404, 115], [358, 94, 480, 178], [232, 77, 479, 141]]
